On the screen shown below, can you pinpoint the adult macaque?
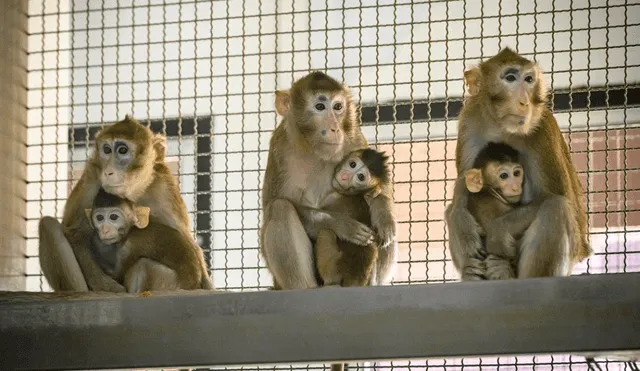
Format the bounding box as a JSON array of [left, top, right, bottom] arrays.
[[86, 188, 212, 292], [445, 47, 591, 281], [259, 71, 397, 292], [39, 115, 199, 292], [316, 148, 391, 287], [465, 142, 526, 279]]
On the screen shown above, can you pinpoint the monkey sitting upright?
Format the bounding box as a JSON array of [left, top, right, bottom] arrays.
[[85, 188, 213, 292], [464, 142, 526, 277], [315, 148, 390, 287]]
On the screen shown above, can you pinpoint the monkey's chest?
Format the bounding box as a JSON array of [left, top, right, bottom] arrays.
[[284, 160, 335, 208]]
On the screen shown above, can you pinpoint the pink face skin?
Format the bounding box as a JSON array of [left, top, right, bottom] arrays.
[[491, 162, 524, 203]]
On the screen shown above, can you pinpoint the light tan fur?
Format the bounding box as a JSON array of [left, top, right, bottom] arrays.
[[315, 148, 389, 287], [86, 192, 213, 292], [260, 72, 398, 371], [39, 115, 212, 292], [445, 47, 592, 281]]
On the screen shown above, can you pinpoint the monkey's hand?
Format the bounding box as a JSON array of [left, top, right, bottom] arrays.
[[329, 213, 375, 246], [368, 195, 397, 248], [295, 204, 374, 246]]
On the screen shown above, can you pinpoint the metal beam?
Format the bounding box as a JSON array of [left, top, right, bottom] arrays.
[[1, 273, 640, 370]]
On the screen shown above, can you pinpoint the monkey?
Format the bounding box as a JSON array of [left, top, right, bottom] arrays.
[[38, 115, 211, 292], [464, 142, 526, 278], [444, 47, 592, 281], [259, 71, 398, 292], [315, 148, 391, 287], [84, 188, 212, 292], [259, 72, 398, 371]]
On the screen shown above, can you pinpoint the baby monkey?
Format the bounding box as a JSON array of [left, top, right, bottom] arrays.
[[316, 148, 390, 287], [465, 142, 526, 277], [86, 188, 212, 292]]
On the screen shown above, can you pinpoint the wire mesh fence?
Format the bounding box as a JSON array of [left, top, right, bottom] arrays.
[[24, 0, 639, 369]]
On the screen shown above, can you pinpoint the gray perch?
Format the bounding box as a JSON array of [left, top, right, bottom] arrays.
[[1, 273, 639, 370]]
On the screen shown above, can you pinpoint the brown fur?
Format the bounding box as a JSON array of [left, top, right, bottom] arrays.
[[39, 115, 211, 292], [260, 72, 397, 371], [315, 149, 390, 287], [87, 192, 212, 292], [446, 47, 591, 280]]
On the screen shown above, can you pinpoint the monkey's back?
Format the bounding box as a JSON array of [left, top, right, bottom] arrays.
[[116, 217, 209, 289]]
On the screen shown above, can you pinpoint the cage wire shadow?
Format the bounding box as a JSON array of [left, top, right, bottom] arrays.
[[24, 0, 639, 370]]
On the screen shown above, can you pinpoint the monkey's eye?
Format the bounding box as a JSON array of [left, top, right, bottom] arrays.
[[333, 102, 343, 111], [357, 173, 365, 182], [499, 172, 509, 180], [505, 74, 517, 82], [524, 75, 534, 83], [96, 214, 104, 222], [109, 214, 119, 221], [315, 103, 326, 111], [349, 161, 356, 168], [103, 145, 112, 154], [117, 145, 128, 155], [513, 169, 522, 177]]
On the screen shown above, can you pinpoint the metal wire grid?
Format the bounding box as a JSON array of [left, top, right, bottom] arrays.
[[24, 0, 639, 370]]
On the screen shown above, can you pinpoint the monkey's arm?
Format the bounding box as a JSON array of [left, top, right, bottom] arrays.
[[445, 176, 487, 280], [367, 188, 397, 249], [483, 195, 548, 258], [293, 203, 374, 246], [62, 169, 126, 292]]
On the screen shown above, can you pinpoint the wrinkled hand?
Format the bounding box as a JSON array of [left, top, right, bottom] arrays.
[[372, 211, 396, 248], [331, 215, 374, 246]]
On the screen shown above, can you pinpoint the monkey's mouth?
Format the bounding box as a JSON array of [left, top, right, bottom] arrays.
[[100, 236, 120, 244]]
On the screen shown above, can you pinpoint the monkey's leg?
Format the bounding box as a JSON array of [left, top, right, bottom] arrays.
[[262, 199, 318, 289], [124, 258, 179, 293], [445, 205, 486, 281], [517, 195, 573, 277], [315, 229, 343, 286], [38, 216, 89, 291]]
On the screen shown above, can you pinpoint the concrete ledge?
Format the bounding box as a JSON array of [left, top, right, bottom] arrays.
[[1, 273, 639, 370]]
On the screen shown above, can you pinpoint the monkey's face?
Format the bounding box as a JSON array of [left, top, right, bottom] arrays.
[[490, 64, 542, 135], [490, 162, 524, 203], [91, 207, 131, 244], [96, 138, 137, 196], [300, 92, 347, 152], [332, 155, 374, 195]]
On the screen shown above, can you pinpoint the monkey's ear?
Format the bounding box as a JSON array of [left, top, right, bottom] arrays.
[[275, 90, 291, 116], [464, 169, 483, 193], [84, 209, 93, 226], [134, 206, 151, 229], [463, 67, 481, 96], [364, 186, 381, 205], [152, 133, 167, 162]]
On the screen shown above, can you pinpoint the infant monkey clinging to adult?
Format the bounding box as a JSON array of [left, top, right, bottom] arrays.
[[85, 187, 213, 292], [465, 141, 527, 277], [315, 147, 391, 287]]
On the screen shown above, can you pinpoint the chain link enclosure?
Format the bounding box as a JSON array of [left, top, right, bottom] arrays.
[[25, 0, 639, 370]]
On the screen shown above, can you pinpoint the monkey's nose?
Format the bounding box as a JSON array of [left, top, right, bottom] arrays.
[[330, 127, 339, 133], [105, 171, 114, 176]]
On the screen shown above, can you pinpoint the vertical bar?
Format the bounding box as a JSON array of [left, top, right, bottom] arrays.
[[0, 0, 28, 291]]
